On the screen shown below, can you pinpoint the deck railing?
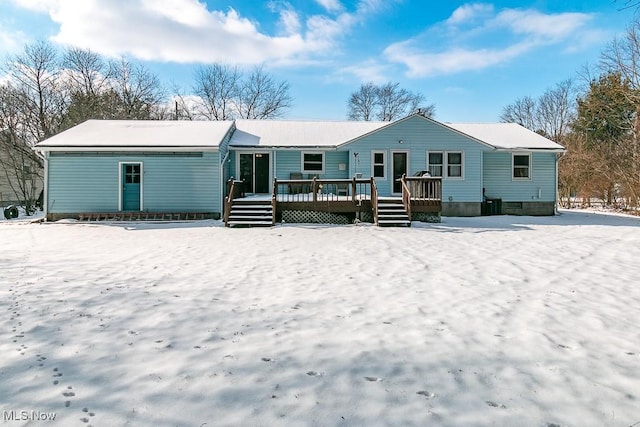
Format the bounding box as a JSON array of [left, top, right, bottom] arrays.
[[401, 176, 443, 205], [273, 177, 373, 203]]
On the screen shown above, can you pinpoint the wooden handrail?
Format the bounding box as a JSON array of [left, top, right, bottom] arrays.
[[224, 178, 235, 227], [400, 174, 412, 221], [371, 177, 379, 225]]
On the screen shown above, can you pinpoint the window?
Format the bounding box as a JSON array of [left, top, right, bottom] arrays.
[[428, 152, 443, 177], [428, 151, 463, 179], [513, 154, 530, 179], [447, 152, 462, 178], [372, 151, 386, 178], [302, 152, 324, 173], [124, 164, 141, 183]]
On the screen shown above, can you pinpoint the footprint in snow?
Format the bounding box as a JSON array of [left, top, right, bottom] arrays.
[[416, 390, 436, 399], [364, 377, 382, 382], [306, 371, 322, 377], [486, 401, 507, 409]]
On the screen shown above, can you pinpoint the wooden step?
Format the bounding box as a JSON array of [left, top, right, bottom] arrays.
[[227, 220, 273, 227], [378, 219, 411, 227]]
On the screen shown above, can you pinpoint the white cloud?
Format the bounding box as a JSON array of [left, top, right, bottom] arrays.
[[315, 0, 343, 13], [385, 42, 534, 78], [384, 4, 596, 77], [0, 28, 28, 56], [446, 3, 493, 26], [341, 60, 389, 83], [9, 0, 384, 66]]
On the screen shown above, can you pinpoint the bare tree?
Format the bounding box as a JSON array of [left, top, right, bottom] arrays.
[[61, 47, 114, 126], [537, 79, 576, 142], [347, 82, 378, 121], [0, 41, 64, 214], [108, 58, 166, 120], [3, 40, 65, 141], [236, 66, 292, 119], [192, 64, 240, 120], [500, 96, 538, 131], [347, 81, 434, 121]]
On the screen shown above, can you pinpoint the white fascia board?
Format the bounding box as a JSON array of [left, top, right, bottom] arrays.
[[492, 148, 566, 153], [230, 146, 337, 151], [34, 146, 219, 152]]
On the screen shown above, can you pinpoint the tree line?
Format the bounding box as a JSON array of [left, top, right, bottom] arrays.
[[0, 41, 295, 214], [500, 18, 640, 211]]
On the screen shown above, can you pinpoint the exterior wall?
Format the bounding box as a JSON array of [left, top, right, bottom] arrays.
[[47, 152, 221, 214], [226, 149, 349, 193], [482, 152, 557, 202], [340, 115, 488, 201], [273, 150, 349, 179]]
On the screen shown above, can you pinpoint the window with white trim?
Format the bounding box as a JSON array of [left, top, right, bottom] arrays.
[[302, 152, 324, 174], [428, 151, 463, 179], [428, 152, 443, 177], [513, 153, 530, 179], [372, 151, 386, 179], [447, 152, 463, 178]]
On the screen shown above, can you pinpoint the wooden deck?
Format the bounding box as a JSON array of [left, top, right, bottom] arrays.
[[225, 176, 442, 226]]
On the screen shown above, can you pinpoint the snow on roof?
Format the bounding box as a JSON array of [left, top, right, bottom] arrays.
[[231, 119, 388, 147], [446, 122, 565, 151], [35, 120, 234, 150]]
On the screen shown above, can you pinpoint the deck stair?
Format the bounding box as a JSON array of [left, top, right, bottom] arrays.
[[377, 197, 410, 227], [226, 199, 273, 227]]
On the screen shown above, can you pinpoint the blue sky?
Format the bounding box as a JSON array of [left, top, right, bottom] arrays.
[[0, 0, 635, 122]]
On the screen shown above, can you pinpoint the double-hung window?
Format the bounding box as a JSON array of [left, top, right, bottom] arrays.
[[428, 152, 443, 177], [372, 151, 386, 179], [302, 152, 324, 174], [428, 151, 463, 179], [447, 152, 463, 178], [513, 154, 530, 179]]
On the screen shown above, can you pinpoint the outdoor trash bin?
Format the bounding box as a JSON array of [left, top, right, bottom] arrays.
[[4, 205, 19, 219]]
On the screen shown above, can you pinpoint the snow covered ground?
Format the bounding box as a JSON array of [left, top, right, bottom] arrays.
[[1, 210, 639, 427]]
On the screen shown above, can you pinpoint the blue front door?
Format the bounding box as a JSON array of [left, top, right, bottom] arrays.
[[122, 163, 141, 211]]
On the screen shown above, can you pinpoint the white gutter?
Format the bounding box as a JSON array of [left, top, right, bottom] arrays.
[[35, 146, 220, 153]]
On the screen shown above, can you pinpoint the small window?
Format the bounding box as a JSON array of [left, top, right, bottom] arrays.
[[372, 151, 385, 178], [125, 164, 141, 184], [428, 152, 443, 177], [302, 152, 324, 173], [447, 152, 462, 178], [513, 154, 530, 179]]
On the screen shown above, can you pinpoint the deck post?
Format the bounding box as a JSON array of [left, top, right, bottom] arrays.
[[312, 176, 318, 203], [352, 177, 357, 203], [272, 178, 277, 225]]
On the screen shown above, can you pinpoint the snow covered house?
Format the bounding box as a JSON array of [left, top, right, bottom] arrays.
[[33, 113, 565, 225]]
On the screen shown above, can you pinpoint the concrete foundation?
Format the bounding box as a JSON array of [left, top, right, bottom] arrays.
[[442, 202, 481, 217]]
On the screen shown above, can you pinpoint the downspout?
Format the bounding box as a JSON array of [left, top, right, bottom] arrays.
[[555, 151, 566, 214], [43, 152, 49, 220], [220, 150, 229, 217]]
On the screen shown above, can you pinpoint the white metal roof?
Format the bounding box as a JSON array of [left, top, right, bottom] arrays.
[[35, 120, 234, 151], [231, 119, 389, 147], [33, 117, 565, 153], [446, 122, 565, 151]]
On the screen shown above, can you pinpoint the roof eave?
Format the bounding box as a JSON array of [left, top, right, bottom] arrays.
[[33, 145, 220, 152]]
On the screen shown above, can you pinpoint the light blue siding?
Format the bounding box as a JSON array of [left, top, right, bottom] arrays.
[[48, 152, 221, 213], [272, 150, 349, 179], [340, 115, 488, 200], [483, 152, 557, 202]]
